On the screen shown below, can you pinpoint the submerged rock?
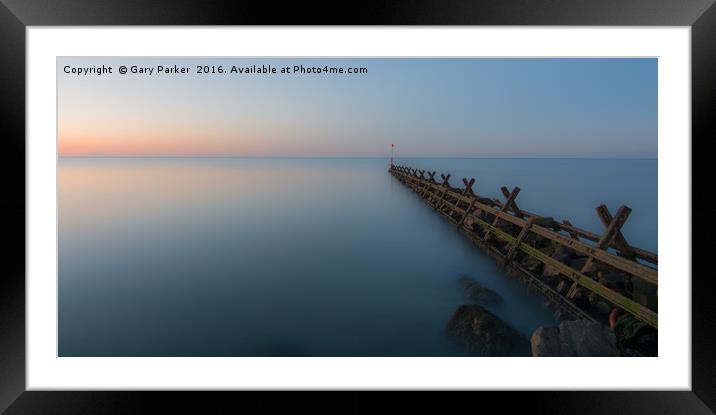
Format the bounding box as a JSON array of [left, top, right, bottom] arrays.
[[531, 319, 618, 357], [447, 304, 529, 356], [458, 275, 503, 305]]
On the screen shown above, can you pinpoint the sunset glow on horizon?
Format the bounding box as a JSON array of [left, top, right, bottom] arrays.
[[58, 57, 658, 158]]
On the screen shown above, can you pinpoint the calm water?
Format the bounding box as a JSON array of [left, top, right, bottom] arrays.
[[58, 157, 657, 356]]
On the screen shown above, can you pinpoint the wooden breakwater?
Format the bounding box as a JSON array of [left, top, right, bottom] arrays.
[[389, 164, 658, 329]]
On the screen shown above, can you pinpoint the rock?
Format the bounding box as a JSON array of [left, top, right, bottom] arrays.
[[599, 273, 633, 296], [588, 292, 613, 315], [528, 235, 552, 250], [541, 263, 562, 286], [496, 221, 519, 235], [447, 304, 529, 356], [553, 245, 577, 260], [568, 257, 588, 270], [519, 256, 543, 274], [541, 273, 561, 287], [549, 251, 575, 279], [531, 319, 619, 357], [458, 275, 503, 305], [632, 292, 650, 307], [600, 272, 626, 285], [612, 314, 657, 356], [569, 286, 587, 300], [631, 278, 657, 309], [566, 287, 591, 310], [531, 326, 563, 356], [542, 263, 561, 278]]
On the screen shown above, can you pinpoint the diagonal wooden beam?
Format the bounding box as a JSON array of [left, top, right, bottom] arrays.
[[562, 219, 580, 240], [504, 217, 536, 266], [457, 204, 657, 328], [418, 171, 437, 197], [456, 198, 476, 229], [585, 205, 632, 271], [462, 178, 476, 196], [395, 170, 657, 284], [484, 186, 520, 241], [568, 205, 632, 298], [434, 174, 452, 210], [596, 204, 636, 259], [500, 186, 525, 218], [440, 174, 452, 188]]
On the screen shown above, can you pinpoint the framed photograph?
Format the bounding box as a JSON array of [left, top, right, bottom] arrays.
[[1, 0, 712, 413]]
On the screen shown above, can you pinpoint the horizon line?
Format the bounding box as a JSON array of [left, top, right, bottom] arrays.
[[57, 154, 658, 160]]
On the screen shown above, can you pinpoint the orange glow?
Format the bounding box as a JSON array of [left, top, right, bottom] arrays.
[[57, 121, 334, 157]]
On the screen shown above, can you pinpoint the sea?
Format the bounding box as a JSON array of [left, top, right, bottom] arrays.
[[58, 157, 657, 356]]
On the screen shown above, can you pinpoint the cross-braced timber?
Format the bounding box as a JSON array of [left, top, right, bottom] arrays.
[[389, 164, 658, 329]]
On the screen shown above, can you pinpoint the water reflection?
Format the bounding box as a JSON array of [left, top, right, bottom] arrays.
[[59, 157, 655, 356]]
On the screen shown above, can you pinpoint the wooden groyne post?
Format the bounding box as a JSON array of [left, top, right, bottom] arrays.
[[389, 164, 658, 329]]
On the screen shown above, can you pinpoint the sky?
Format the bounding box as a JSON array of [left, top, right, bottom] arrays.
[[57, 58, 657, 158]]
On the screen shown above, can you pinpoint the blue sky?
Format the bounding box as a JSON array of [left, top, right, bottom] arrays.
[[58, 58, 657, 158]]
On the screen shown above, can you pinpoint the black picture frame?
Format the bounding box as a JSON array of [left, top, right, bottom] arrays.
[[1, 0, 711, 413]]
